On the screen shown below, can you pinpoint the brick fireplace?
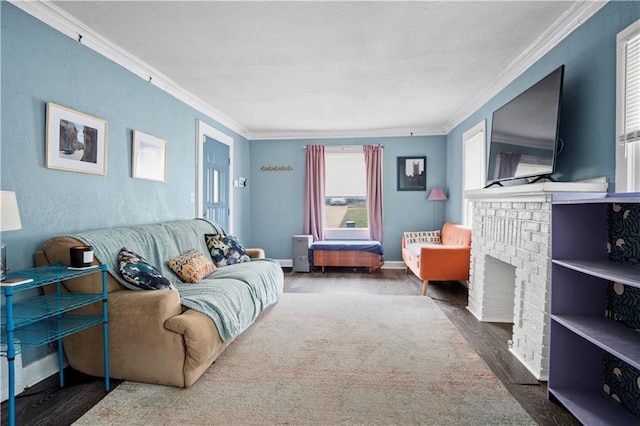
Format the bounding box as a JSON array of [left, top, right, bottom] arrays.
[[464, 180, 607, 380]]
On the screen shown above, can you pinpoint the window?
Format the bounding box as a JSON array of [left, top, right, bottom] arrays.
[[462, 121, 486, 227], [324, 146, 368, 239], [616, 20, 640, 192]]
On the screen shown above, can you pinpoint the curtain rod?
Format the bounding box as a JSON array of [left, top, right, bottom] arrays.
[[302, 144, 384, 149]]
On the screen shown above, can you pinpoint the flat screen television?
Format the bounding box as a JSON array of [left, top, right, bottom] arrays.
[[486, 65, 565, 186]]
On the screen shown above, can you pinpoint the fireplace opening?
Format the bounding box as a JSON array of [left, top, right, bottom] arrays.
[[482, 255, 516, 324]]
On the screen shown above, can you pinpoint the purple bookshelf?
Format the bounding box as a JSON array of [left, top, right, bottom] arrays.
[[549, 193, 640, 424]]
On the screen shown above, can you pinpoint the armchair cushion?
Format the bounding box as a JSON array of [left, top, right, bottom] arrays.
[[405, 242, 439, 257]]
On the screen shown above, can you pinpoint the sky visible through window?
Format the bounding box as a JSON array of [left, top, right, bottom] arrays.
[[325, 151, 366, 197]]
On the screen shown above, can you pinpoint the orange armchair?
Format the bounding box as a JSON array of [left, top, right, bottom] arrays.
[[402, 223, 472, 296]]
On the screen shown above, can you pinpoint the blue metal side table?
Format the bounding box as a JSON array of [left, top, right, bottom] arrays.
[[1, 264, 110, 426]]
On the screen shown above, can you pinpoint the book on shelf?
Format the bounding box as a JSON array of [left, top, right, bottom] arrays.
[[1, 277, 34, 286]]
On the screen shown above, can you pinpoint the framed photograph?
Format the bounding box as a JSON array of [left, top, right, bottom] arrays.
[[46, 102, 108, 175], [132, 130, 167, 182], [397, 156, 426, 191]]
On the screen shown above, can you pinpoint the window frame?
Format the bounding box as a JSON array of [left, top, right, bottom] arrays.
[[324, 146, 369, 240], [615, 19, 640, 192]]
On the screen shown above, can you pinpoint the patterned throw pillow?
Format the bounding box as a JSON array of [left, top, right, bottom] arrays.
[[118, 248, 175, 291], [204, 234, 251, 268], [404, 231, 441, 245], [166, 249, 216, 283]]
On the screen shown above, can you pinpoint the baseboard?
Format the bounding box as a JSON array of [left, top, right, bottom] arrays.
[[23, 351, 64, 389], [381, 261, 405, 270], [509, 347, 547, 382], [2, 350, 62, 402], [1, 351, 23, 402]]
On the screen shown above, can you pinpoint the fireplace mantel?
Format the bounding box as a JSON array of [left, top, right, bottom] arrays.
[[465, 179, 608, 202]]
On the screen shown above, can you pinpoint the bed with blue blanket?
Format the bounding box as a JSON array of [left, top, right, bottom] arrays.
[[309, 240, 384, 272]]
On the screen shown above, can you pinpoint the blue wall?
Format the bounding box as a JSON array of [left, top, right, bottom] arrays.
[[250, 135, 447, 262], [1, 3, 251, 274], [445, 1, 640, 224]]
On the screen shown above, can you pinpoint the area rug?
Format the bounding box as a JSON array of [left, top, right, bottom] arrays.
[[75, 293, 534, 425]]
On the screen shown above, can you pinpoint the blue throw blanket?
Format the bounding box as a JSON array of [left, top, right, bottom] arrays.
[[71, 219, 283, 342], [174, 259, 282, 341]]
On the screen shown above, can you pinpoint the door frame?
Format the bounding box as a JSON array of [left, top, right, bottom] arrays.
[[196, 120, 234, 233], [462, 120, 486, 227]]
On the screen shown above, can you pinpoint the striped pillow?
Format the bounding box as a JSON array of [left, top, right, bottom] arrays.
[[166, 249, 216, 283]]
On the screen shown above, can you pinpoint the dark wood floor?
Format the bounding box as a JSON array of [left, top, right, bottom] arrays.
[[2, 267, 578, 426]]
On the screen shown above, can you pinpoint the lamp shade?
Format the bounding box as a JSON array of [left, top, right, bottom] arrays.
[[427, 187, 447, 201], [1, 191, 22, 231]]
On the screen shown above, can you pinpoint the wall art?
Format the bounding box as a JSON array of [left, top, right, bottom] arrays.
[[46, 102, 108, 175], [132, 130, 167, 182], [397, 156, 426, 191]]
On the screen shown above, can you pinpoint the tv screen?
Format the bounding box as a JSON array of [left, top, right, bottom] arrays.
[[486, 65, 564, 186]]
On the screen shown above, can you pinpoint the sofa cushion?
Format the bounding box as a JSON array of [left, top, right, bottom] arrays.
[[205, 234, 251, 267], [406, 242, 441, 258], [404, 231, 441, 245], [167, 249, 216, 283], [118, 247, 175, 290]]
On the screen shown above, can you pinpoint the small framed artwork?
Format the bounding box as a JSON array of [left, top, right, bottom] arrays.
[[132, 130, 167, 182], [46, 102, 108, 175], [397, 156, 426, 191]]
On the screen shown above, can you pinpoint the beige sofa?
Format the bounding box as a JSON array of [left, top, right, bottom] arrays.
[[35, 219, 283, 388]]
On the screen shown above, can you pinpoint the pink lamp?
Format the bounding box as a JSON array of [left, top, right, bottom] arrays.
[[427, 187, 447, 201], [428, 187, 447, 228]]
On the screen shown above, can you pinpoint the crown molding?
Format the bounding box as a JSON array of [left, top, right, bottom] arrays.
[[10, 0, 251, 140], [444, 0, 608, 134], [248, 126, 446, 141]]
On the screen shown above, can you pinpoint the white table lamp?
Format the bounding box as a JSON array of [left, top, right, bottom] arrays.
[[1, 191, 23, 280]]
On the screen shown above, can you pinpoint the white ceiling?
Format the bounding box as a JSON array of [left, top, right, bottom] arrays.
[[40, 1, 601, 140]]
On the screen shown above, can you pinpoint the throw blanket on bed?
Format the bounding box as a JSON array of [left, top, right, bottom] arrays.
[[70, 219, 283, 342]]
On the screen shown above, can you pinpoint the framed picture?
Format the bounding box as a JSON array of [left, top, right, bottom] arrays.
[[132, 130, 167, 182], [397, 156, 426, 191], [46, 102, 108, 175]]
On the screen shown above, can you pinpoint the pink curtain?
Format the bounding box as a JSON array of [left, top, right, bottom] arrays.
[[303, 145, 325, 241], [364, 145, 383, 243]]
